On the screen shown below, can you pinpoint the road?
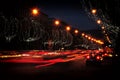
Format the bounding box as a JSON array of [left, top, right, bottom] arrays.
[[0, 50, 119, 80]]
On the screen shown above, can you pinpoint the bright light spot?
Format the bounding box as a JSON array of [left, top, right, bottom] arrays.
[[85, 35, 88, 38], [91, 9, 97, 14], [91, 38, 94, 41], [82, 33, 85, 36], [101, 26, 105, 29], [88, 37, 91, 40], [91, 53, 95, 57], [17, 54, 22, 57], [96, 56, 100, 60], [86, 55, 90, 59], [101, 58, 103, 61], [32, 8, 39, 16], [55, 20, 60, 25], [109, 54, 113, 57], [74, 29, 79, 34], [66, 26, 71, 31], [61, 47, 64, 50], [115, 54, 118, 57], [97, 20, 102, 24], [22, 54, 30, 57]]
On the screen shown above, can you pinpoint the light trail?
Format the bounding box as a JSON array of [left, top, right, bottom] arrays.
[[0, 50, 90, 69]]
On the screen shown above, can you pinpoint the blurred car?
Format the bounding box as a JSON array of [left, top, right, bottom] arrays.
[[86, 53, 103, 65], [86, 51, 118, 66]]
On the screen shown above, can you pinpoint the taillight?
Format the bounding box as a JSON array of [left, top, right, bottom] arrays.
[[102, 53, 108, 57], [96, 56, 100, 60], [104, 53, 108, 56], [87, 55, 90, 59]]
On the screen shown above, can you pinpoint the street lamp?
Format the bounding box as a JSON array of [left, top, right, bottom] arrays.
[[101, 26, 105, 29], [31, 8, 39, 16], [85, 35, 88, 38], [97, 19, 102, 24], [74, 29, 79, 34], [82, 33, 85, 36], [91, 9, 97, 14], [88, 37, 91, 40], [66, 26, 71, 31], [54, 20, 60, 26]]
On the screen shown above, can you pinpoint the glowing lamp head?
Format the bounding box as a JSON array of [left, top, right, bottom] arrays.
[[91, 9, 97, 14], [88, 37, 91, 40], [55, 20, 60, 26], [85, 35, 88, 38], [97, 20, 101, 24], [32, 8, 39, 16], [82, 33, 85, 36], [74, 29, 79, 34], [101, 26, 105, 29], [66, 26, 71, 31]]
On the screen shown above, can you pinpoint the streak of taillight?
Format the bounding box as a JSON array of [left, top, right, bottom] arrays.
[[87, 55, 90, 59], [96, 56, 100, 60]]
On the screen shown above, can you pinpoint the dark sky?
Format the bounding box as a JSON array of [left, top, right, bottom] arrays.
[[37, 0, 99, 30], [0, 0, 99, 30]]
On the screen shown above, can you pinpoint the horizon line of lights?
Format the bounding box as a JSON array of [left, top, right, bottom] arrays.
[[81, 33, 104, 45]]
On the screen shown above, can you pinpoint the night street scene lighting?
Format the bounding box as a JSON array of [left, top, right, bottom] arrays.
[[31, 8, 39, 16], [0, 0, 120, 80]]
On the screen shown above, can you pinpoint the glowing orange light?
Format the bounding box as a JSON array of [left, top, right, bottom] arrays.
[[55, 20, 60, 26], [85, 35, 88, 38], [104, 53, 108, 56], [103, 31, 106, 33], [91, 9, 97, 14], [32, 8, 39, 16], [88, 37, 91, 40], [66, 26, 71, 31], [101, 42, 104, 44], [97, 20, 101, 24], [74, 29, 79, 34], [82, 33, 85, 36], [93, 39, 96, 41], [101, 26, 105, 29], [91, 38, 94, 41]]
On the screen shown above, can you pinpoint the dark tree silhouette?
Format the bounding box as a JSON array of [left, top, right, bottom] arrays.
[[82, 0, 120, 55]]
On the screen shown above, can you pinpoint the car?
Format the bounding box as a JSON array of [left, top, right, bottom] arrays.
[[86, 52, 103, 66]]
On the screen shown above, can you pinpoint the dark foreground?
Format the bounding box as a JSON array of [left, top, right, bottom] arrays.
[[0, 61, 120, 80]]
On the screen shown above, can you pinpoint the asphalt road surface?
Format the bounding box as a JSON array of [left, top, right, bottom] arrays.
[[0, 58, 119, 80]]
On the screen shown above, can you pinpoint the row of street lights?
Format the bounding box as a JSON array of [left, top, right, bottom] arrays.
[[81, 33, 104, 45], [30, 8, 104, 45], [91, 9, 111, 44], [54, 19, 104, 45]]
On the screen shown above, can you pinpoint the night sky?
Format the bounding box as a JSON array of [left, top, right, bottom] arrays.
[[0, 0, 99, 30]]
